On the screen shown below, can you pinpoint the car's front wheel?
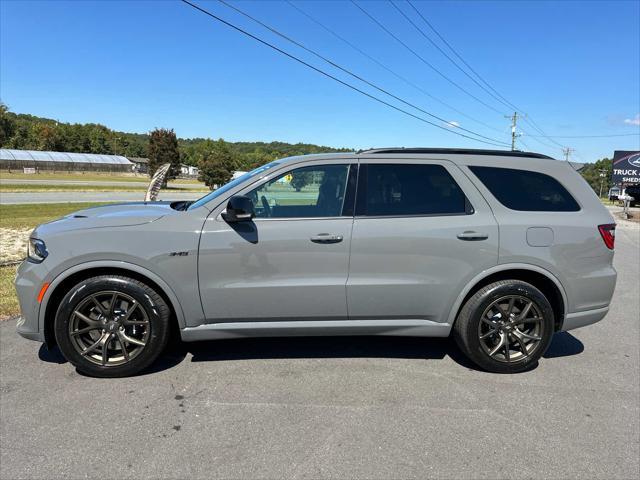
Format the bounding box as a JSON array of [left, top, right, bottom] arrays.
[[453, 280, 555, 373], [54, 275, 170, 377]]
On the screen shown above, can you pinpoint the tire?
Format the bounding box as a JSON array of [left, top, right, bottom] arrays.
[[54, 275, 170, 377], [453, 280, 554, 373]]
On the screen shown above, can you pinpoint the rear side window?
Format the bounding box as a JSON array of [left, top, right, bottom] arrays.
[[469, 166, 580, 212], [357, 164, 468, 216]]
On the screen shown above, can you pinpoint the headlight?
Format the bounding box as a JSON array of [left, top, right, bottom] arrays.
[[27, 238, 48, 263]]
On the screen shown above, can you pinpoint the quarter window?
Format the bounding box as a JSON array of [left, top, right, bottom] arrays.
[[358, 164, 468, 216], [469, 166, 580, 212], [247, 164, 350, 218]]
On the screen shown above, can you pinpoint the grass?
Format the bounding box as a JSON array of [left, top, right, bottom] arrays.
[[0, 170, 201, 184], [0, 202, 110, 229], [0, 183, 208, 193], [0, 202, 117, 319], [0, 265, 19, 319]]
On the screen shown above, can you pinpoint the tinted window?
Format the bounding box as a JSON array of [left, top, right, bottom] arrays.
[[247, 164, 350, 218], [359, 164, 467, 216], [189, 161, 280, 210], [469, 166, 580, 212]]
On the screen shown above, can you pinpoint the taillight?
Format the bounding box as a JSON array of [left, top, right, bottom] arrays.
[[598, 224, 616, 250]]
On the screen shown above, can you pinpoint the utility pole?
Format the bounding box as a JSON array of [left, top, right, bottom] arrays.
[[598, 168, 607, 198], [562, 147, 575, 162], [504, 112, 523, 151]]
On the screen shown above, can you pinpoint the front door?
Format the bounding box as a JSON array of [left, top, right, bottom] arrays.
[[198, 162, 356, 323], [346, 160, 499, 324]]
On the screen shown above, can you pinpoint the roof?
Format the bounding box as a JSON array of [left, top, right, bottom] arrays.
[[357, 148, 554, 160], [0, 149, 133, 165], [128, 157, 149, 164]]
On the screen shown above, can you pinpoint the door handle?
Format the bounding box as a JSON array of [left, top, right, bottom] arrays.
[[457, 231, 489, 241], [310, 234, 343, 244]]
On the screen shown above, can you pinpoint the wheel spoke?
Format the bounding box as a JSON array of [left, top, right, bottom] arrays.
[[513, 331, 530, 356], [506, 297, 516, 316], [120, 332, 146, 347], [107, 293, 118, 315], [70, 325, 102, 336], [504, 334, 511, 362], [73, 311, 102, 327], [480, 329, 499, 339], [488, 333, 506, 357], [90, 295, 107, 315], [121, 300, 138, 322], [116, 332, 130, 361], [481, 317, 501, 329], [81, 334, 105, 356], [101, 334, 112, 365], [516, 301, 532, 322], [515, 330, 541, 341]]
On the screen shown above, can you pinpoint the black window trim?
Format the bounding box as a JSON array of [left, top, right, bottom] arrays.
[[354, 162, 475, 219]]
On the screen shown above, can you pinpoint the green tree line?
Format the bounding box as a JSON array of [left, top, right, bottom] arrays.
[[0, 104, 349, 174]]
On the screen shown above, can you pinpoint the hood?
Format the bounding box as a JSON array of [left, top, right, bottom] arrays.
[[33, 202, 182, 236]]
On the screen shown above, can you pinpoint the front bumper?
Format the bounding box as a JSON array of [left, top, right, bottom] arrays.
[[14, 260, 48, 343]]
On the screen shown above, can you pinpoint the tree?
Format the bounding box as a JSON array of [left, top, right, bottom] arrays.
[[0, 103, 16, 146], [198, 139, 236, 189], [290, 170, 313, 192], [580, 158, 612, 197], [147, 128, 181, 181]]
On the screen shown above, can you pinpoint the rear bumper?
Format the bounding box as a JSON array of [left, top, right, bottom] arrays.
[[561, 306, 609, 331]]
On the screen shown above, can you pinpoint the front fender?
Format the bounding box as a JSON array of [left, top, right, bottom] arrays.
[[38, 260, 188, 340]]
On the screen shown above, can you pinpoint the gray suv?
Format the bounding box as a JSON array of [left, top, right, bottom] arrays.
[[15, 148, 617, 377]]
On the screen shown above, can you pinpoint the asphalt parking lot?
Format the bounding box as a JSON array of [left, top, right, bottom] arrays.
[[1, 227, 638, 480]]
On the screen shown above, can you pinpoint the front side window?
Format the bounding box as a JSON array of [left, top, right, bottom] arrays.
[[188, 160, 280, 210], [469, 166, 580, 212], [357, 164, 468, 216], [247, 164, 350, 218]]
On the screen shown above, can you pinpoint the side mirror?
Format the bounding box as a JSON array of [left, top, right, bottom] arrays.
[[222, 195, 255, 222]]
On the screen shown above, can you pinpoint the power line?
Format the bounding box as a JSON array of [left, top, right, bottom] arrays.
[[179, 0, 510, 147], [217, 0, 508, 145], [390, 0, 514, 113], [350, 0, 507, 116], [525, 133, 640, 139], [406, 0, 520, 113], [405, 0, 570, 150], [285, 0, 506, 135]]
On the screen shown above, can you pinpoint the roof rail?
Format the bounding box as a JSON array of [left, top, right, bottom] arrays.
[[357, 147, 554, 160]]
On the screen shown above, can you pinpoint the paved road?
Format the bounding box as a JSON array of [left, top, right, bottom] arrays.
[[0, 178, 202, 189], [1, 229, 638, 479], [0, 191, 203, 204]]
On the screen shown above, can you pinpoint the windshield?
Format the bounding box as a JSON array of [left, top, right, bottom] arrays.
[[188, 161, 280, 210]]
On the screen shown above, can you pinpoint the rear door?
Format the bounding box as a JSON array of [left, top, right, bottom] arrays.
[[346, 159, 499, 324]]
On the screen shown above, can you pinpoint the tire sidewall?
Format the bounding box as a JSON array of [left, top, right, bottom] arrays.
[[54, 276, 168, 377], [463, 282, 555, 373]]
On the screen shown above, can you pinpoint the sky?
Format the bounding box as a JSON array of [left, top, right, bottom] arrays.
[[1, 0, 639, 162]]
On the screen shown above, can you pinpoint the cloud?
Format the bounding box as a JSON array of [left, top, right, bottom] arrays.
[[446, 121, 460, 128], [623, 114, 640, 126]]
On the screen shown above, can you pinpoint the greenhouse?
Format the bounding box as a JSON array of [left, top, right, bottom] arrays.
[[0, 149, 134, 172]]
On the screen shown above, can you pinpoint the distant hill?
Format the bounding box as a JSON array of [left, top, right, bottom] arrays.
[[0, 106, 351, 170]]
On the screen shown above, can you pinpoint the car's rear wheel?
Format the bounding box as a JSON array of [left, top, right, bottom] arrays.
[[54, 275, 170, 377], [453, 280, 555, 373]]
